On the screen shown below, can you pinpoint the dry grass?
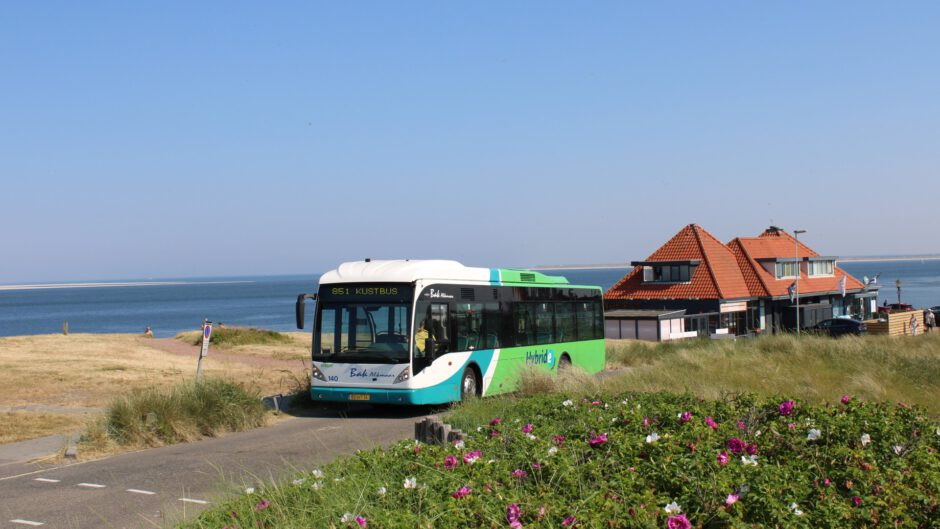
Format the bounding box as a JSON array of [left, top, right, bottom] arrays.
[[0, 333, 307, 443], [605, 333, 940, 415], [176, 330, 310, 361], [0, 412, 88, 444]]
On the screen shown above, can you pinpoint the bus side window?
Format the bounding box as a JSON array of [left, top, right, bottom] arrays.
[[456, 303, 483, 351], [576, 301, 594, 341], [555, 302, 575, 343], [514, 303, 535, 346], [535, 302, 554, 344], [593, 299, 605, 340], [483, 302, 500, 348]]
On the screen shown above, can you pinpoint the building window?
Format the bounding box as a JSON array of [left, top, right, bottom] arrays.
[[775, 261, 798, 279], [808, 260, 834, 276], [643, 264, 693, 283]]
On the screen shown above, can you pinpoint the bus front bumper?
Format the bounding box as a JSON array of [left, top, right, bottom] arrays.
[[310, 386, 457, 406]]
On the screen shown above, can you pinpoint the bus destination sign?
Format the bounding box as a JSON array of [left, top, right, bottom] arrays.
[[320, 283, 412, 302]]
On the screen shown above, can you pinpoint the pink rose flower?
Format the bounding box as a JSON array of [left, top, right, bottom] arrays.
[[562, 516, 577, 526], [852, 496, 862, 507], [254, 500, 270, 511], [512, 469, 527, 481], [726, 437, 745, 454], [507, 503, 521, 525], [725, 493, 739, 506], [522, 423, 534, 434], [355, 516, 367, 528], [463, 450, 481, 464], [589, 433, 608, 447], [451, 486, 472, 499], [444, 455, 458, 470], [717, 451, 730, 466], [779, 400, 795, 416], [705, 416, 718, 430], [841, 394, 852, 405], [745, 442, 758, 455], [679, 411, 692, 424], [552, 435, 566, 446], [737, 420, 747, 430], [667, 514, 691, 529], [490, 417, 502, 426]]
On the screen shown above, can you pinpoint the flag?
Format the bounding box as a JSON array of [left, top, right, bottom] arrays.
[[869, 273, 880, 285], [838, 275, 847, 298], [788, 281, 797, 303]]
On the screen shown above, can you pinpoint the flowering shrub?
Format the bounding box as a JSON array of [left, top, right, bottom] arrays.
[[185, 392, 940, 528]]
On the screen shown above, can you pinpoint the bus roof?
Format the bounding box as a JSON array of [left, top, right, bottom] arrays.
[[319, 260, 575, 286]]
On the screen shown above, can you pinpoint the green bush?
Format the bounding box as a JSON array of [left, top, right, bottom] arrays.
[[181, 392, 940, 528], [99, 378, 267, 446]]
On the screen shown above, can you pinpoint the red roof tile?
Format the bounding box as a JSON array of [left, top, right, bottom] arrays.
[[605, 225, 866, 303], [605, 224, 751, 301], [731, 228, 865, 297]]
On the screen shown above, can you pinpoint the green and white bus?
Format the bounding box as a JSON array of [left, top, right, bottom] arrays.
[[295, 260, 605, 405]]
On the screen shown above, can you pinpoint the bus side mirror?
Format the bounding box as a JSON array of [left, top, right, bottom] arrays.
[[295, 293, 317, 329]]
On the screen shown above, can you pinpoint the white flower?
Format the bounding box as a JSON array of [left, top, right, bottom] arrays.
[[312, 469, 324, 479], [562, 399, 573, 407], [454, 439, 465, 449], [377, 486, 387, 496], [664, 501, 681, 514], [334, 477, 344, 482], [548, 446, 559, 456], [861, 433, 871, 446], [935, 426, 940, 437], [755, 430, 761, 437], [477, 426, 483, 432], [244, 487, 255, 494], [514, 418, 520, 423], [645, 432, 660, 444], [893, 444, 904, 455], [403, 476, 417, 489], [741, 455, 759, 466], [311, 481, 323, 490], [526, 433, 537, 441], [341, 513, 353, 523], [604, 403, 609, 409], [807, 428, 821, 441], [789, 503, 804, 516], [611, 418, 618, 423], [621, 399, 629, 405], [291, 478, 305, 485], [487, 459, 496, 464]]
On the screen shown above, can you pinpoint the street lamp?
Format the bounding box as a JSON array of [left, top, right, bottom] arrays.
[[896, 279, 902, 305], [794, 229, 807, 336]]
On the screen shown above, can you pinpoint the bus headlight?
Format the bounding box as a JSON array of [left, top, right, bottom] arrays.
[[311, 364, 327, 381], [393, 366, 411, 384]]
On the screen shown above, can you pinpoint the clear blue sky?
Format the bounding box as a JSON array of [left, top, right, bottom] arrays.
[[1, 2, 938, 283]]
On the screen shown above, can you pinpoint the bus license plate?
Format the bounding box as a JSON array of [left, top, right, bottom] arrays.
[[348, 394, 370, 401]]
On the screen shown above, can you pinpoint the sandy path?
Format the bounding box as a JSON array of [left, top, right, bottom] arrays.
[[148, 338, 307, 370]]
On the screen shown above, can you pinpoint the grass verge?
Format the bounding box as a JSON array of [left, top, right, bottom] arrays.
[[80, 377, 267, 451]]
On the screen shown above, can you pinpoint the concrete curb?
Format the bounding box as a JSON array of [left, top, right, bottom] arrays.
[[261, 394, 294, 413], [414, 416, 465, 445]]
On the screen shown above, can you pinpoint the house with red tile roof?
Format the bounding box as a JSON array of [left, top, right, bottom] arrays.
[[604, 224, 877, 339]]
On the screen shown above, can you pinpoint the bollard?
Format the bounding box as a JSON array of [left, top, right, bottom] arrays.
[[63, 321, 69, 335]]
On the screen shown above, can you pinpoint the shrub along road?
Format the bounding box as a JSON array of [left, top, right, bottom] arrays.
[[0, 406, 428, 529]]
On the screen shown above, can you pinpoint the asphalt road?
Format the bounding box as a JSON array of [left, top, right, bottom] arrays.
[[0, 406, 431, 529]]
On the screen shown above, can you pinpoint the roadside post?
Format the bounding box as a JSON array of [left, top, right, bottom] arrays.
[[196, 319, 212, 382]]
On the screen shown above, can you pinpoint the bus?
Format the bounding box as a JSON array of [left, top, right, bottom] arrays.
[[295, 260, 605, 405]]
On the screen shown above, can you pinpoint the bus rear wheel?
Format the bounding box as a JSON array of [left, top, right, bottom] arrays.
[[460, 367, 480, 400], [558, 354, 572, 371]]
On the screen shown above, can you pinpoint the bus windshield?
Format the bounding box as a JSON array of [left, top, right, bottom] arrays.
[[315, 302, 411, 364]]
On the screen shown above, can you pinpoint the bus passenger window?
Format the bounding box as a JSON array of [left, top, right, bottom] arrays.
[[483, 302, 500, 348], [429, 303, 451, 354], [555, 303, 575, 342], [456, 303, 483, 351], [535, 302, 554, 344], [576, 302, 594, 341]]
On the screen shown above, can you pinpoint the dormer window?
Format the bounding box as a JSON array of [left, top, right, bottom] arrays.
[[774, 261, 798, 279], [634, 260, 699, 284], [808, 258, 835, 277]]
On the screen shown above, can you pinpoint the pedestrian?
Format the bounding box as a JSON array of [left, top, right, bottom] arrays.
[[909, 314, 918, 336], [925, 310, 936, 333], [144, 326, 154, 337]]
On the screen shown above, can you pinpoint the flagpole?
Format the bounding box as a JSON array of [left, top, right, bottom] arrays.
[[794, 229, 806, 336]]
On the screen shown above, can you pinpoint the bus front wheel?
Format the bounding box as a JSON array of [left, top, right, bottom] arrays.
[[460, 367, 480, 400]]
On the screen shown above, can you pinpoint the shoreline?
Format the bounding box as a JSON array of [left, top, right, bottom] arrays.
[[0, 280, 254, 292]]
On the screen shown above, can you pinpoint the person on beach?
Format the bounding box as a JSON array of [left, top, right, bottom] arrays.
[[144, 326, 153, 337], [925, 310, 935, 333], [909, 314, 918, 336]]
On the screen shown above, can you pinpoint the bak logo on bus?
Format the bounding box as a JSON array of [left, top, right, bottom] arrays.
[[525, 349, 555, 367]]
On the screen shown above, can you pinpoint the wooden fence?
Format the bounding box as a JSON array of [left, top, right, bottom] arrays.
[[865, 311, 926, 337]]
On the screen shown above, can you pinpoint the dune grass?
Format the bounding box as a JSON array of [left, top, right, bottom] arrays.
[[178, 327, 294, 347], [604, 333, 940, 415], [81, 377, 268, 450]]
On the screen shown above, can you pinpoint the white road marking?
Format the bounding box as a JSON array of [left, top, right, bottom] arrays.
[[179, 498, 208, 504], [10, 520, 44, 526], [126, 488, 156, 495], [34, 478, 60, 483], [77, 482, 106, 488]]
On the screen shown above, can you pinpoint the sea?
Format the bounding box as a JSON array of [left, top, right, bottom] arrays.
[[0, 261, 937, 338]]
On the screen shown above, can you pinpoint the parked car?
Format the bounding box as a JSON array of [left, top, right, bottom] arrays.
[[812, 318, 867, 337]]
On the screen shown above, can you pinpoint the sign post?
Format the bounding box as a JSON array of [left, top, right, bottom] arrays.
[[196, 319, 212, 383]]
